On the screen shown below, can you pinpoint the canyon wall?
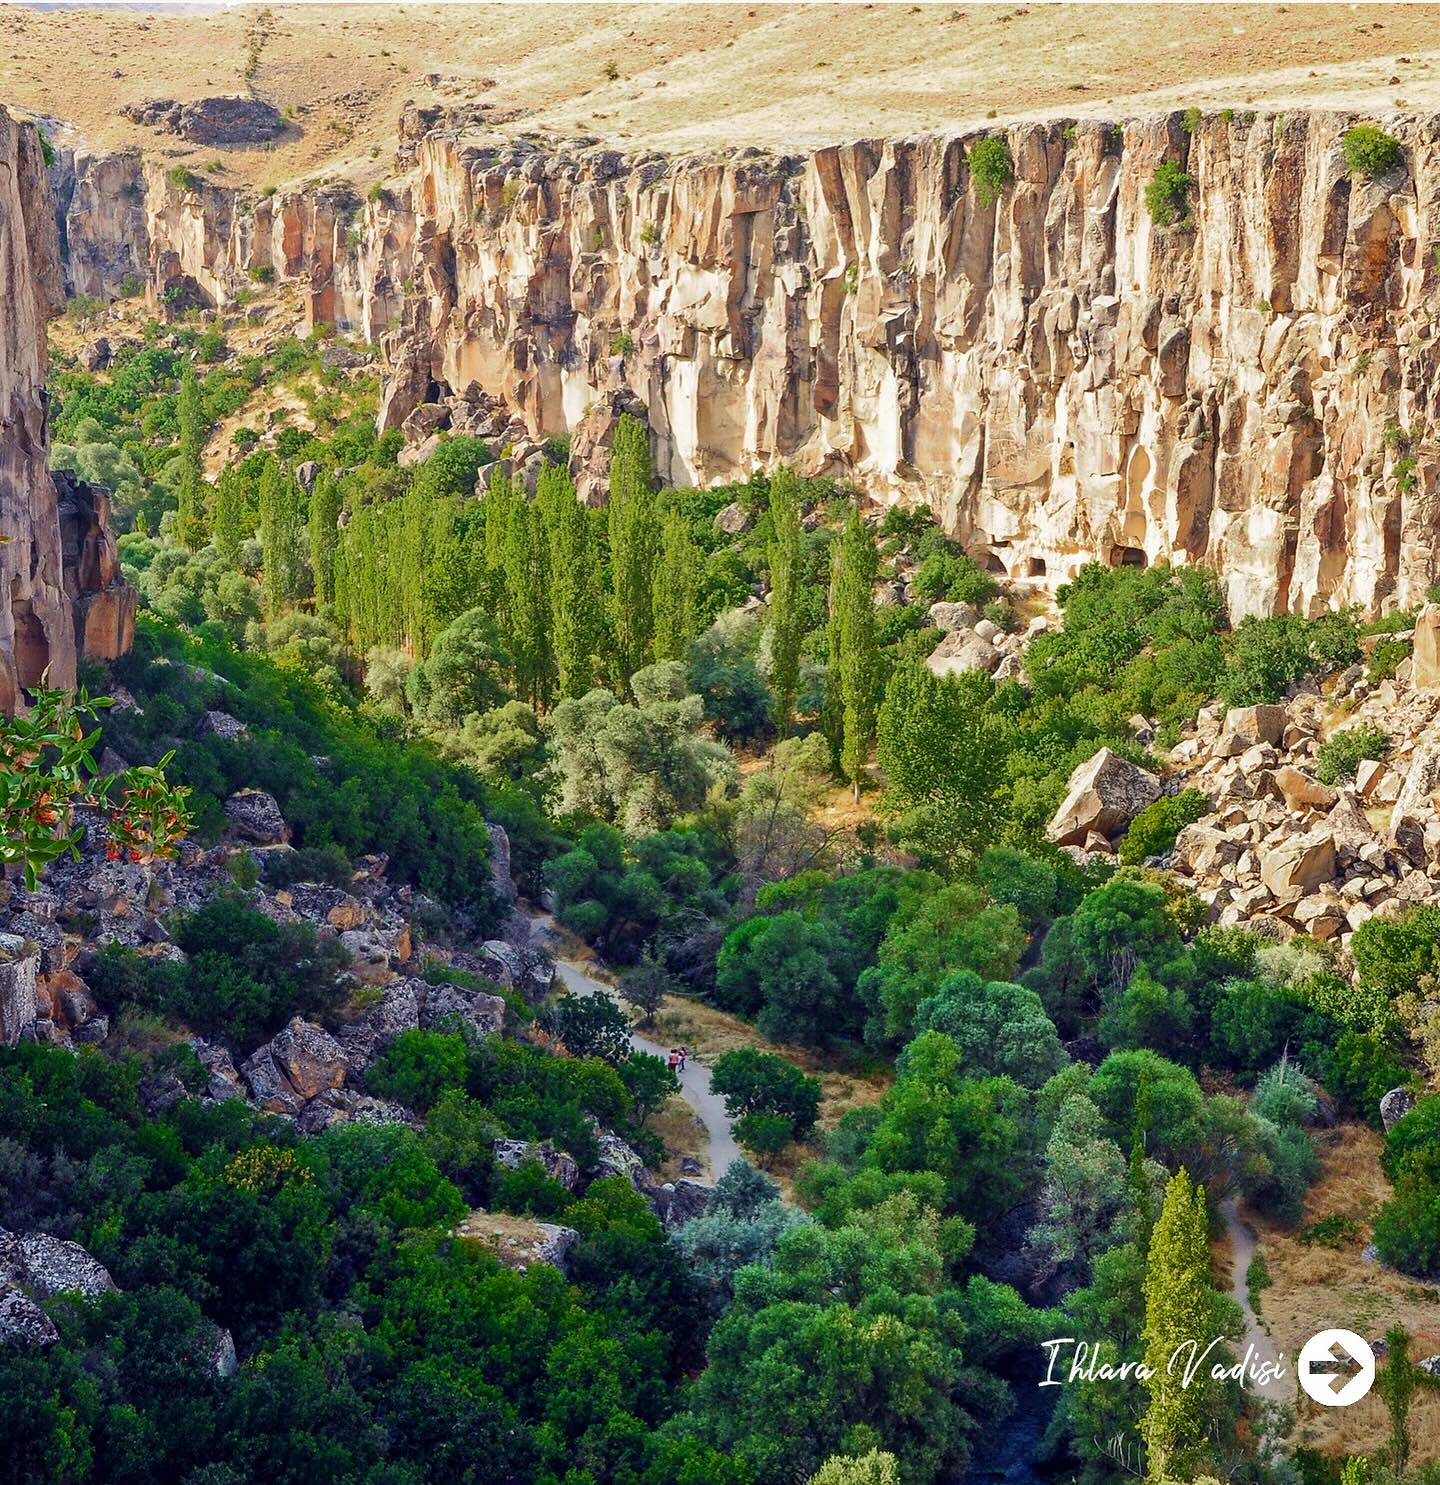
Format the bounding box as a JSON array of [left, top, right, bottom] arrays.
[[61, 109, 1440, 619], [0, 107, 133, 713]]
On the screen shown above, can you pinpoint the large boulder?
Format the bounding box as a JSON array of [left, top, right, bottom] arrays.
[[0, 1288, 58, 1347], [491, 1139, 581, 1192], [267, 1018, 347, 1101], [926, 629, 999, 678], [241, 1019, 347, 1115], [224, 789, 290, 845], [0, 935, 39, 1048], [421, 981, 506, 1038], [0, 1228, 116, 1300], [1380, 1086, 1417, 1131], [1260, 831, 1337, 898], [1215, 704, 1288, 757], [662, 1179, 714, 1231], [179, 96, 283, 145], [1390, 742, 1440, 847], [1047, 748, 1162, 846], [335, 978, 422, 1071], [1412, 605, 1440, 689]]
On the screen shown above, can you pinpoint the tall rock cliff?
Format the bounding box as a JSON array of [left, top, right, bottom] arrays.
[[58, 108, 1440, 619], [0, 107, 133, 714]]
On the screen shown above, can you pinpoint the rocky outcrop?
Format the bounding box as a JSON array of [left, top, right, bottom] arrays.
[[1047, 747, 1161, 846], [0, 107, 135, 712], [122, 97, 284, 147], [0, 935, 40, 1048], [50, 107, 1440, 618], [1, 106, 72, 713]]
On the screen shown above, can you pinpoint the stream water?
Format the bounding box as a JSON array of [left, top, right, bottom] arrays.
[[968, 1374, 1059, 1485]]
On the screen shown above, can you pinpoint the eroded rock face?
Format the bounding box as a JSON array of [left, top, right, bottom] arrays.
[[1, 109, 135, 711], [0, 107, 72, 714], [1048, 747, 1161, 846], [62, 107, 1440, 617]]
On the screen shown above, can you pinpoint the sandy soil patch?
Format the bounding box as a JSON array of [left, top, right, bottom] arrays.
[[5, 5, 1440, 189]]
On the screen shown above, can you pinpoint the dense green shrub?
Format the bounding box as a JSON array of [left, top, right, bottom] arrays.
[[1342, 124, 1404, 179], [1218, 611, 1360, 706], [1315, 725, 1388, 785], [968, 136, 1014, 208], [1144, 161, 1193, 227], [710, 1048, 822, 1138], [1118, 788, 1209, 864]]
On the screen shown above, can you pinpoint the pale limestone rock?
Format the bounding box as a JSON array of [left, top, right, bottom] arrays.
[[1260, 832, 1337, 898], [1047, 748, 1161, 846], [1412, 606, 1440, 690], [0, 936, 39, 1049], [1271, 766, 1336, 812], [61, 113, 1440, 621]]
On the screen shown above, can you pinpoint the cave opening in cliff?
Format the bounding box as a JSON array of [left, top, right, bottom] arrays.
[[981, 551, 1008, 574], [1027, 557, 1047, 577], [11, 595, 50, 690], [1109, 545, 1148, 569]]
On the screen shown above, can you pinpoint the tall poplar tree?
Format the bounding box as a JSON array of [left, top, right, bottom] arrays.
[[258, 458, 303, 618], [607, 413, 659, 689], [484, 467, 520, 628], [308, 475, 343, 608], [833, 506, 879, 801], [503, 497, 554, 709], [542, 464, 603, 698], [175, 364, 207, 551], [1140, 1168, 1214, 1481], [213, 465, 245, 564], [653, 508, 702, 663], [766, 467, 804, 735]]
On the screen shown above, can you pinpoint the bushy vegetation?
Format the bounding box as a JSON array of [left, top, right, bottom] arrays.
[[968, 135, 1014, 208], [1342, 124, 1404, 179], [1144, 161, 1193, 228], [29, 300, 1426, 1485], [1315, 723, 1388, 784]]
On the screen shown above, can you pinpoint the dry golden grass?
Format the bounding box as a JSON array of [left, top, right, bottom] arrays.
[[7, 5, 1440, 192], [646, 1095, 710, 1183], [1245, 1124, 1440, 1463]]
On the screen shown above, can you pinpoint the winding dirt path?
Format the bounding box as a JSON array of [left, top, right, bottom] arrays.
[[549, 956, 742, 1180], [1221, 1198, 1291, 1404]]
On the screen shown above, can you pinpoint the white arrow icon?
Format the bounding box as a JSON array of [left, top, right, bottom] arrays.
[[1298, 1329, 1375, 1406]]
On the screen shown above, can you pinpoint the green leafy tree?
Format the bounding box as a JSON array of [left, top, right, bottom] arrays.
[[175, 364, 207, 550], [258, 457, 304, 617], [308, 473, 343, 608], [827, 506, 879, 798], [913, 970, 1067, 1087], [808, 1452, 901, 1485], [766, 466, 805, 734], [653, 508, 703, 664], [213, 464, 246, 564], [857, 880, 1025, 1045], [1029, 1093, 1131, 1288], [542, 463, 604, 698], [1141, 1168, 1220, 1480], [503, 495, 555, 708], [877, 662, 1009, 872], [406, 607, 512, 724], [710, 1047, 822, 1138], [608, 413, 659, 688]]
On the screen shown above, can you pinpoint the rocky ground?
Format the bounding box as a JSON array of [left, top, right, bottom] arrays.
[[5, 4, 1440, 186], [0, 706, 718, 1337], [1038, 604, 1440, 955]]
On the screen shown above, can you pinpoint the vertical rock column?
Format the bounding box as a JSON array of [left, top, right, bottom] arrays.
[[0, 105, 73, 712]]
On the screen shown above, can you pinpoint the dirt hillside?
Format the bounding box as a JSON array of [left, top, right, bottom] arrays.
[[5, 3, 1440, 187]]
